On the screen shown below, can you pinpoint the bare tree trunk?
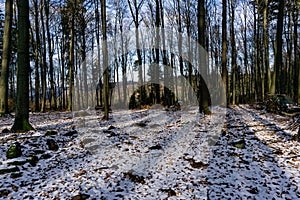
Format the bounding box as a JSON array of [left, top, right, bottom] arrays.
[[40, 2, 47, 112], [94, 0, 102, 107], [127, 0, 144, 104], [80, 11, 88, 109], [60, 34, 66, 110], [198, 0, 210, 114], [9, 3, 17, 101], [292, 1, 299, 103], [264, 0, 271, 96], [230, 0, 237, 105], [55, 34, 62, 109], [160, 0, 172, 106], [67, 2, 76, 111], [175, 0, 184, 101], [45, 0, 56, 110], [0, 0, 13, 115], [33, 0, 40, 112], [271, 0, 285, 94], [253, 1, 259, 101], [101, 0, 109, 120], [243, 2, 250, 102], [221, 0, 228, 106], [154, 0, 160, 104], [11, 0, 34, 132], [286, 11, 293, 96], [113, 11, 121, 105], [119, 8, 127, 105]]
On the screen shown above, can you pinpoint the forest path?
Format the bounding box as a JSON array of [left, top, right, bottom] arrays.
[[205, 105, 300, 199]]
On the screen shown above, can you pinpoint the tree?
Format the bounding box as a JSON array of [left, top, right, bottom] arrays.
[[263, 0, 271, 96], [101, 0, 109, 120], [78, 7, 88, 109], [40, 0, 47, 112], [127, 0, 144, 104], [0, 0, 13, 115], [291, 0, 299, 103], [154, 0, 160, 104], [67, 1, 76, 111], [11, 0, 34, 132], [198, 0, 211, 114], [160, 0, 174, 106], [271, 0, 285, 94], [45, 0, 56, 110], [229, 0, 237, 104], [32, 0, 41, 112], [221, 0, 228, 106]]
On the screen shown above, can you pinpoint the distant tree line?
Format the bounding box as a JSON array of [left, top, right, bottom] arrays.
[[0, 0, 299, 131]]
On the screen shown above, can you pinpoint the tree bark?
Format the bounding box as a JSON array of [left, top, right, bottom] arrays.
[[67, 1, 75, 111], [79, 8, 88, 109], [154, 0, 160, 104], [271, 0, 285, 94], [45, 0, 56, 110], [198, 0, 210, 114], [40, 2, 47, 112], [293, 1, 299, 103], [264, 0, 271, 96], [176, 0, 184, 101], [127, 0, 144, 104], [101, 0, 109, 120], [230, 0, 237, 105], [221, 0, 228, 106], [33, 0, 40, 112], [0, 0, 13, 115], [11, 0, 34, 132]]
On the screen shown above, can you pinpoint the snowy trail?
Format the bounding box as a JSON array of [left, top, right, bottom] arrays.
[[206, 105, 300, 199], [0, 105, 299, 199]]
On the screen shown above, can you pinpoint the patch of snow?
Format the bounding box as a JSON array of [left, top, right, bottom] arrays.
[[0, 105, 299, 199]]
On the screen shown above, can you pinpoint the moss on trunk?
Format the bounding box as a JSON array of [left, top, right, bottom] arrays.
[[11, 118, 34, 133]]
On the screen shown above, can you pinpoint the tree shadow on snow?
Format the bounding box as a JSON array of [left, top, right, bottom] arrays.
[[65, 105, 299, 199], [206, 105, 299, 199]]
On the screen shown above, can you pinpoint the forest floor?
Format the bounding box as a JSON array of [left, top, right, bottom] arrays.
[[0, 104, 299, 199]]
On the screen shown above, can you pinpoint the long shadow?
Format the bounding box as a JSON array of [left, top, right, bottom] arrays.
[[72, 107, 207, 198], [206, 106, 299, 199], [8, 106, 298, 199], [239, 105, 294, 140]]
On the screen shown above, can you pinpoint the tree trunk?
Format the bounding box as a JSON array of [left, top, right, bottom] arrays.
[[60, 34, 66, 110], [113, 13, 121, 105], [45, 0, 56, 110], [293, 1, 299, 103], [243, 2, 250, 102], [154, 0, 160, 104], [160, 0, 172, 106], [264, 0, 271, 96], [11, 0, 34, 132], [119, 10, 127, 106], [0, 0, 13, 115], [198, 0, 210, 114], [221, 0, 228, 106], [127, 0, 144, 105], [40, 2, 47, 112], [253, 1, 259, 101], [230, 0, 237, 105], [101, 0, 109, 120], [272, 0, 285, 94], [33, 0, 40, 112], [94, 0, 102, 107], [67, 2, 75, 111], [80, 12, 88, 109], [176, 0, 184, 101]]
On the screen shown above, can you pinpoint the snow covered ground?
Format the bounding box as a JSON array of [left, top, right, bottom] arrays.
[[0, 105, 299, 199]]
